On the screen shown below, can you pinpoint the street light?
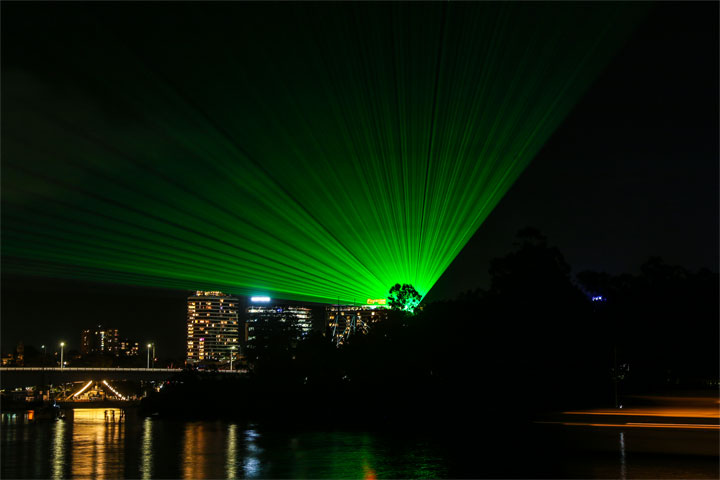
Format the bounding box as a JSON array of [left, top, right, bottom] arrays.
[[230, 346, 236, 371], [60, 342, 65, 369], [146, 344, 152, 369]]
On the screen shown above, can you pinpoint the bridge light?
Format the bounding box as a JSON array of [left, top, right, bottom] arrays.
[[102, 380, 127, 401], [73, 380, 94, 398]]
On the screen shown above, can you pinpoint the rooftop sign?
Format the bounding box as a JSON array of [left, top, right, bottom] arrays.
[[250, 296, 271, 302]]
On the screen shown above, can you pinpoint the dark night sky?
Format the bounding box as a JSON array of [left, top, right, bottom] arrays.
[[1, 2, 717, 358], [428, 1, 719, 301]]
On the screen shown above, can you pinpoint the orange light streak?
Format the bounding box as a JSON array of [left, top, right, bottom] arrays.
[[73, 380, 94, 398], [558, 421, 719, 430], [563, 408, 719, 419]]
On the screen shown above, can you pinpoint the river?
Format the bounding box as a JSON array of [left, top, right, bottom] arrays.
[[2, 408, 718, 478]]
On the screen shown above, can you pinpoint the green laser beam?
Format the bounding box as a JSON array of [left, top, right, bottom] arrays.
[[1, 3, 645, 303]]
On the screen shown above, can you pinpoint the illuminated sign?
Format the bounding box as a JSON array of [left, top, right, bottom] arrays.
[[366, 298, 386, 305], [251, 296, 271, 302]]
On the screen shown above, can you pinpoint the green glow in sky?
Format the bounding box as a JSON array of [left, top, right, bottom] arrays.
[[1, 3, 642, 303]]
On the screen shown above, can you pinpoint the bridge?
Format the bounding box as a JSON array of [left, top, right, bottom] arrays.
[[0, 367, 243, 389]]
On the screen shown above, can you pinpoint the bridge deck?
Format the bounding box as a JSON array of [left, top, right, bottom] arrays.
[[0, 367, 241, 373], [0, 367, 243, 389]]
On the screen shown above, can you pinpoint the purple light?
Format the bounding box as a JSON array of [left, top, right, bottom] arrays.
[[591, 295, 606, 302]]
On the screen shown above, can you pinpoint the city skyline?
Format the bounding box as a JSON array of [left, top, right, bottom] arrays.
[[1, 2, 717, 479], [1, 290, 387, 362]]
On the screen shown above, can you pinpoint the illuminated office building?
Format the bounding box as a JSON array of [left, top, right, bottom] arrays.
[[245, 299, 313, 350], [80, 325, 120, 355], [186, 291, 240, 365], [326, 304, 388, 346]]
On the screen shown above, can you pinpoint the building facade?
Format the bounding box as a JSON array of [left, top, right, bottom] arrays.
[[119, 339, 140, 356], [245, 301, 313, 352], [326, 304, 388, 346], [80, 326, 120, 355], [186, 291, 240, 365]]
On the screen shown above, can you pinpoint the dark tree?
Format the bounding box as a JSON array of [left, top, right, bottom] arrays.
[[387, 283, 421, 312], [577, 257, 719, 390], [489, 227, 575, 299]]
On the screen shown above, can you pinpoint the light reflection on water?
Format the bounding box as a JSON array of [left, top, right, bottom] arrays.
[[243, 428, 262, 478], [0, 411, 447, 479], [68, 409, 125, 479], [619, 431, 627, 480], [226, 423, 237, 479], [141, 417, 152, 479], [51, 415, 65, 480], [2, 410, 718, 479]]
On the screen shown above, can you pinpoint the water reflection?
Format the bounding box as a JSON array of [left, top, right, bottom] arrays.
[[226, 423, 238, 479], [182, 422, 230, 479], [2, 412, 449, 479], [2, 410, 718, 480], [174, 423, 399, 478], [140, 417, 153, 479], [24, 412, 658, 479], [182, 422, 205, 479], [243, 428, 262, 478], [70, 409, 124, 479], [173, 424, 448, 479], [51, 415, 65, 480], [619, 431, 627, 480], [362, 461, 378, 480]]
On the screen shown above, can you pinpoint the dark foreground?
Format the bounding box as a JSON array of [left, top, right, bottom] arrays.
[[2, 401, 718, 479]]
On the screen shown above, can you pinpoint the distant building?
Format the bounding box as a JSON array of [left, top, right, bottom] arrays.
[[245, 300, 313, 352], [80, 326, 119, 355], [186, 291, 240, 365], [119, 339, 140, 356], [15, 342, 24, 366], [326, 304, 388, 346], [1, 354, 14, 366]]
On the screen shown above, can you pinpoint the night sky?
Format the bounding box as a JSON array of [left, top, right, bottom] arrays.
[[429, 1, 719, 300], [2, 2, 717, 359]]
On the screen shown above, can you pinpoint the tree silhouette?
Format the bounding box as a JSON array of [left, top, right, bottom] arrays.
[[387, 283, 421, 312]]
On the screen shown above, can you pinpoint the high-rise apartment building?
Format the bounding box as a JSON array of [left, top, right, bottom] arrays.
[[80, 326, 120, 355], [326, 304, 387, 346], [186, 291, 240, 365], [245, 299, 313, 352]]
